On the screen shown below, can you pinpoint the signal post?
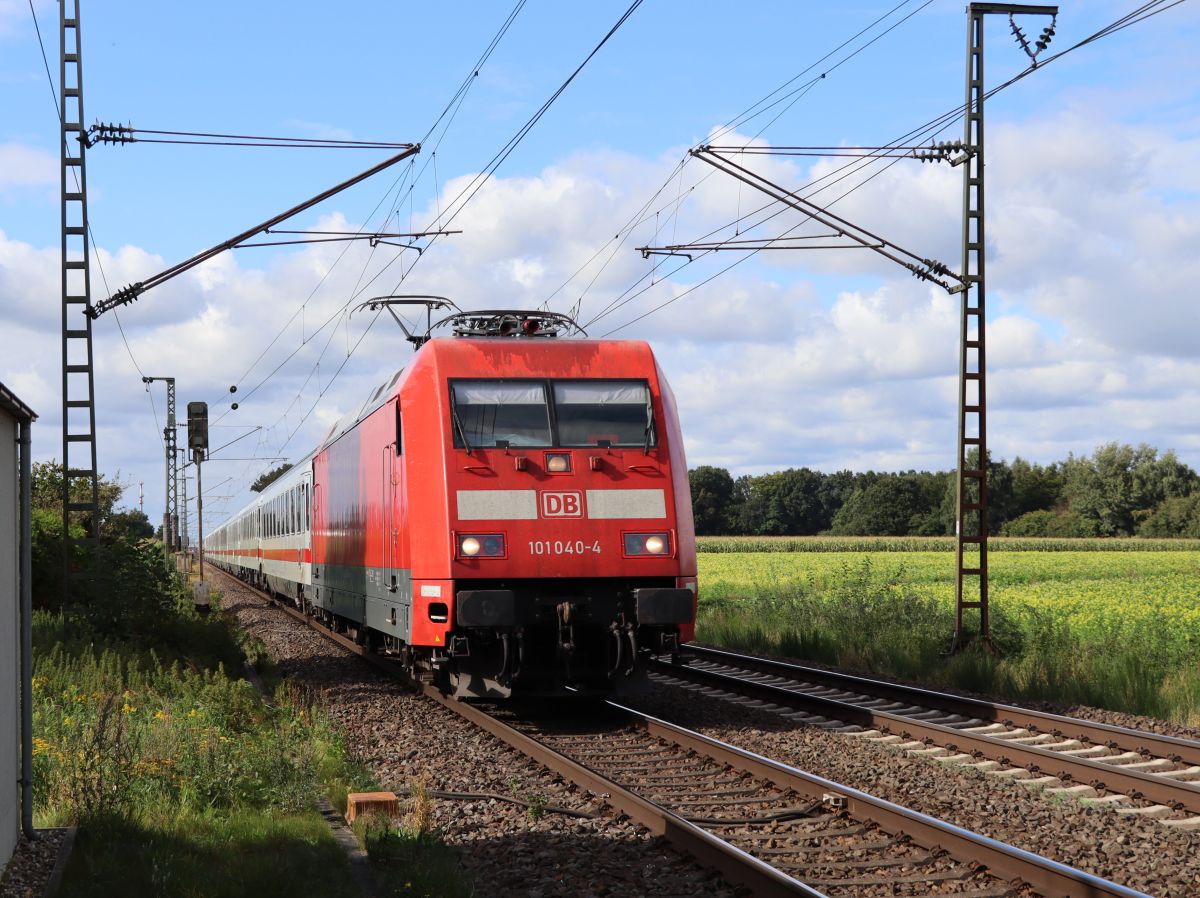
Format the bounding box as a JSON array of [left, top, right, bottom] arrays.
[[188, 401, 210, 611]]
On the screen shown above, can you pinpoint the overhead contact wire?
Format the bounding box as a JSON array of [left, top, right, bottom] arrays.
[[595, 0, 1188, 335]]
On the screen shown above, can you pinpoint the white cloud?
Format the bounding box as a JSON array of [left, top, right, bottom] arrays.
[[0, 143, 56, 191], [2, 107, 1198, 530]]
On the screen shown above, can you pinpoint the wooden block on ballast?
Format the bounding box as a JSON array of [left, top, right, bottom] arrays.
[[345, 791, 399, 822]]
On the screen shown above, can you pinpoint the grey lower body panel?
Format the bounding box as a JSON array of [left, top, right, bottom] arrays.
[[313, 563, 413, 641]]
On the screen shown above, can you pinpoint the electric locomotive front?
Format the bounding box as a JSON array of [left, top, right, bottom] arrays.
[[412, 335, 697, 697]]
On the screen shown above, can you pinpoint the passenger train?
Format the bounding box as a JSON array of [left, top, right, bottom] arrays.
[[206, 309, 697, 698]]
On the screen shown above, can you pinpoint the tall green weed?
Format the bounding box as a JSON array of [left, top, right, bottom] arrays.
[[697, 556, 1200, 721]]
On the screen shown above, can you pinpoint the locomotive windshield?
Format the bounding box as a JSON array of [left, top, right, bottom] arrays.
[[450, 379, 655, 449], [452, 381, 553, 448], [553, 381, 652, 447]]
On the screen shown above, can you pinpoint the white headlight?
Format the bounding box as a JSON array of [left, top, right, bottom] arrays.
[[644, 535, 665, 554], [460, 537, 481, 556]]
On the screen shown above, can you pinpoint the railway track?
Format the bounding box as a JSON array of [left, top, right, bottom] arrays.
[[649, 645, 1200, 827], [209, 568, 1155, 898]]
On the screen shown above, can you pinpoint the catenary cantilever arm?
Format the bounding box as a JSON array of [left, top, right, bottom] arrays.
[[88, 143, 421, 318]]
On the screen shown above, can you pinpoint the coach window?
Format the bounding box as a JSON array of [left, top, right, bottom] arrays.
[[451, 380, 552, 449], [394, 400, 403, 455], [552, 380, 655, 448]]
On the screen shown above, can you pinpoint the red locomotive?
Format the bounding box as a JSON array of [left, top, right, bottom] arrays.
[[207, 308, 697, 697]]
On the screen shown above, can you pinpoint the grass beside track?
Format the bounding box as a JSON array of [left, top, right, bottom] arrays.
[[696, 546, 1200, 725], [33, 557, 473, 898]]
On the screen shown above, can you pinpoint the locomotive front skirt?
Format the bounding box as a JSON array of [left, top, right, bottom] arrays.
[[206, 336, 697, 698]]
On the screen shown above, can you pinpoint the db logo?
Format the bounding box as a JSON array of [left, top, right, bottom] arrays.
[[541, 490, 583, 518]]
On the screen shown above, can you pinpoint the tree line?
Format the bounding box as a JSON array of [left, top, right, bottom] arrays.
[[688, 443, 1200, 538]]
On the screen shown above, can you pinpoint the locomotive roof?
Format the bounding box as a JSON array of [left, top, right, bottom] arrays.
[[318, 336, 657, 449], [420, 335, 655, 368]]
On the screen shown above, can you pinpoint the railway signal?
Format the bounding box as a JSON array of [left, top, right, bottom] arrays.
[[187, 401, 209, 586], [187, 401, 209, 461]]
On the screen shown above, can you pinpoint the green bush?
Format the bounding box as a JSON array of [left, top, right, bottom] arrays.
[[1138, 494, 1200, 538], [1001, 509, 1101, 538]]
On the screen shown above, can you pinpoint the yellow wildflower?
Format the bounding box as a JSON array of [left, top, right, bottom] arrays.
[[187, 708, 198, 718], [31, 737, 49, 757], [154, 710, 168, 722], [121, 702, 136, 715]]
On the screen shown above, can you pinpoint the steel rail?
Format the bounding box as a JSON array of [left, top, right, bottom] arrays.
[[612, 700, 1152, 898], [206, 568, 819, 897], [427, 690, 822, 897], [657, 648, 1200, 814], [683, 644, 1200, 765], [209, 569, 1151, 897]]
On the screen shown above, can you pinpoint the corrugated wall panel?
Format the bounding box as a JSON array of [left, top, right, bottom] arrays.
[[0, 410, 19, 867]]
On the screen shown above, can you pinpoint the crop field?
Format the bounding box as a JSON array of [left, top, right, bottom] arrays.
[[694, 542, 1200, 723], [697, 536, 1200, 553]]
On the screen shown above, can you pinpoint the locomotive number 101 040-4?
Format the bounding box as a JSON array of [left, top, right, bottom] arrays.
[[528, 539, 602, 556]]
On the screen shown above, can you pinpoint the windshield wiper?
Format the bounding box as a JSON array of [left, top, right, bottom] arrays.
[[643, 392, 655, 455], [450, 401, 473, 456]]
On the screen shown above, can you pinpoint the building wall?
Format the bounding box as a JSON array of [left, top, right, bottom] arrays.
[[0, 408, 18, 866]]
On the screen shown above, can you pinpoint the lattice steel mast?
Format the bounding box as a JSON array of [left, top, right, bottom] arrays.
[[951, 3, 1057, 652], [143, 376, 178, 549], [59, 0, 100, 616]]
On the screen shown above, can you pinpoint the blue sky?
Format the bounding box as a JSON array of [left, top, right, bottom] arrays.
[[1, 0, 1198, 533]]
